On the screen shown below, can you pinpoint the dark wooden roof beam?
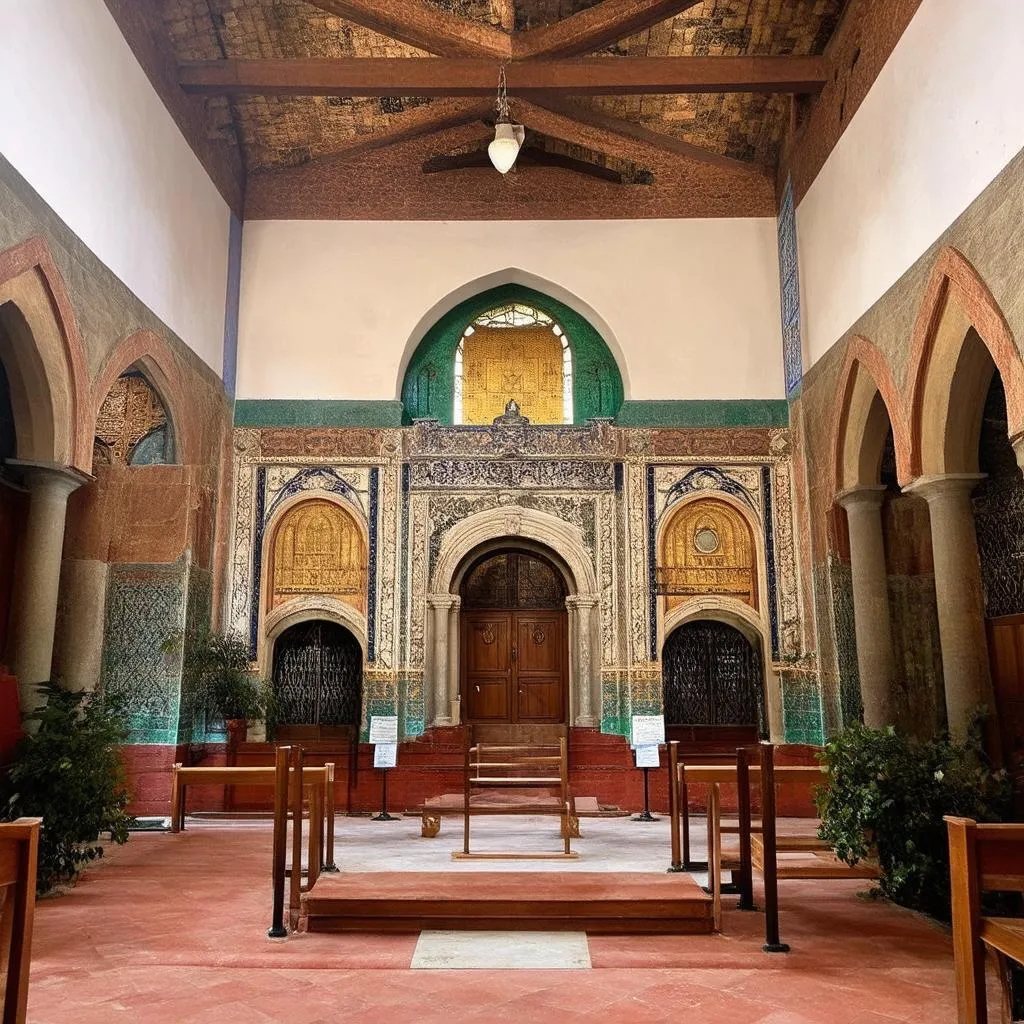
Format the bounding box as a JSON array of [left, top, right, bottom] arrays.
[[303, 0, 511, 59], [513, 0, 704, 59], [179, 56, 828, 98]]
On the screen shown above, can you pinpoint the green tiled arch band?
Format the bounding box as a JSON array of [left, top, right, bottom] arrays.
[[401, 283, 625, 425]]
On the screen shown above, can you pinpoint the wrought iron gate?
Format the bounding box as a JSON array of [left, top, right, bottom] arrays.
[[271, 620, 362, 728], [662, 620, 765, 733]]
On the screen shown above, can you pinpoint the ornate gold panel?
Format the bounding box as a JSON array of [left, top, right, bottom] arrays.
[[462, 325, 564, 425], [270, 499, 367, 615], [94, 373, 167, 465], [659, 498, 756, 611]]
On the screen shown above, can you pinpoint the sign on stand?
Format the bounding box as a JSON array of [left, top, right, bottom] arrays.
[[630, 714, 665, 822], [369, 716, 399, 821]]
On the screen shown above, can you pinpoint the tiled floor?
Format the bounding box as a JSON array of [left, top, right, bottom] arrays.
[[27, 816, 992, 1023]]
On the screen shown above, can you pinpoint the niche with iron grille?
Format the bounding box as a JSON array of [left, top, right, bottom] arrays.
[[662, 619, 765, 733], [271, 620, 362, 732]]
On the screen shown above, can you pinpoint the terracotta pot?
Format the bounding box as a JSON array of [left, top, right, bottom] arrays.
[[225, 718, 248, 749]]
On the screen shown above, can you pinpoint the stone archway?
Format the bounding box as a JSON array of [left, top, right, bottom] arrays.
[[830, 338, 914, 729], [0, 239, 91, 706], [428, 506, 599, 728]]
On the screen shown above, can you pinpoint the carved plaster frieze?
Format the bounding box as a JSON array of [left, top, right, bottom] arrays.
[[410, 459, 614, 490], [406, 417, 619, 459]]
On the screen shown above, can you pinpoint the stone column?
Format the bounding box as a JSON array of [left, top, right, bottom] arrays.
[[904, 474, 994, 739], [446, 595, 461, 724], [427, 594, 456, 727], [6, 462, 88, 712], [567, 595, 598, 727], [836, 485, 896, 727]]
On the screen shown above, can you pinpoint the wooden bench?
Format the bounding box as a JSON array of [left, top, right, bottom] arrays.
[[170, 762, 336, 876], [668, 742, 878, 945], [0, 818, 40, 1023], [946, 816, 1024, 1023], [456, 729, 576, 860]]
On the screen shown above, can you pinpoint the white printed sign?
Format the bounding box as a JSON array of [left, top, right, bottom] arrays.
[[634, 745, 660, 769], [369, 715, 399, 744], [630, 715, 665, 748], [373, 742, 397, 769]]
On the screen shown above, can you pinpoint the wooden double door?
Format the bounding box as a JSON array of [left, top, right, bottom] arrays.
[[461, 610, 567, 724]]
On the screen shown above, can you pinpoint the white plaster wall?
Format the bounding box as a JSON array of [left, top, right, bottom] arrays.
[[237, 219, 784, 401], [797, 0, 1024, 366], [0, 0, 230, 374]]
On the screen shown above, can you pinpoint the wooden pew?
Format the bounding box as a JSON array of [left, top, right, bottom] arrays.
[[169, 762, 335, 869], [0, 818, 40, 1024], [668, 743, 877, 946], [945, 816, 1024, 1023]]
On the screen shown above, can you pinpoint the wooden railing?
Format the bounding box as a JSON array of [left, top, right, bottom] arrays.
[[0, 818, 40, 1024], [668, 742, 876, 947], [945, 816, 1024, 1023]]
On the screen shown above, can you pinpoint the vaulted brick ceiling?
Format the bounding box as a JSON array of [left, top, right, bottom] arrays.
[[160, 0, 844, 173]]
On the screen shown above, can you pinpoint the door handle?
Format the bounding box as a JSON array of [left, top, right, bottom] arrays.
[[511, 646, 517, 662], [475, 685, 480, 693]]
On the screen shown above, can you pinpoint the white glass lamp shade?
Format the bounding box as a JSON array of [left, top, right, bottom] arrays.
[[488, 122, 525, 174]]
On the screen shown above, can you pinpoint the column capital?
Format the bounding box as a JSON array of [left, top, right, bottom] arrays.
[[836, 484, 887, 511], [903, 473, 985, 503], [565, 594, 598, 611], [7, 459, 91, 497], [426, 592, 459, 611]]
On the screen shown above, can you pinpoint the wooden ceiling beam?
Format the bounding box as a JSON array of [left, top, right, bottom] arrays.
[[302, 0, 511, 59], [311, 98, 494, 164], [513, 0, 705, 59], [179, 56, 828, 98], [516, 96, 765, 176]]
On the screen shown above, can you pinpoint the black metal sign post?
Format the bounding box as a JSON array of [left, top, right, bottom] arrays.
[[632, 749, 659, 822], [371, 767, 396, 821]]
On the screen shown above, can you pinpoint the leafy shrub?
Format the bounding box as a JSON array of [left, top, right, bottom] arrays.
[[2, 682, 133, 894], [816, 720, 1011, 921], [171, 628, 266, 736]]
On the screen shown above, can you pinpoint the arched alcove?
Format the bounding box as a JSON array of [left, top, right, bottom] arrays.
[[270, 619, 363, 739], [93, 370, 175, 466], [661, 619, 766, 740], [400, 283, 624, 424], [267, 497, 368, 618]]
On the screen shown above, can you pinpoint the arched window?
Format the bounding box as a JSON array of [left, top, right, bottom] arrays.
[[94, 370, 173, 466], [453, 302, 573, 425]]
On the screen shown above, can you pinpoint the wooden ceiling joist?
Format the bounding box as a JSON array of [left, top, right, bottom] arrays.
[[517, 97, 766, 176], [512, 0, 704, 60], [303, 0, 511, 59], [179, 56, 828, 98], [321, 98, 494, 163]]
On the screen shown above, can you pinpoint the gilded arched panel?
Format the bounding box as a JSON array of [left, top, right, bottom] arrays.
[[270, 499, 367, 616], [658, 498, 756, 612]]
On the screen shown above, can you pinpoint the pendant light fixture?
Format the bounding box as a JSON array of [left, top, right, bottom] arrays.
[[488, 66, 525, 175]]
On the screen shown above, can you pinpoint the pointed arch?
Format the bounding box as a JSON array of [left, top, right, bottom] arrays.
[[92, 330, 201, 468], [907, 247, 1024, 477], [0, 237, 91, 471], [397, 271, 627, 423], [831, 336, 911, 493]]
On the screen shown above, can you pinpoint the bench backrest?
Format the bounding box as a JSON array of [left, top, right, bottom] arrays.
[[0, 818, 40, 1024]]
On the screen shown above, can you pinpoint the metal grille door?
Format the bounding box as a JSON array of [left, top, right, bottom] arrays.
[[272, 620, 362, 728], [662, 620, 764, 733]]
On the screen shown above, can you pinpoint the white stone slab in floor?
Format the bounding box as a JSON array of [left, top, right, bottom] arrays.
[[411, 930, 591, 970]]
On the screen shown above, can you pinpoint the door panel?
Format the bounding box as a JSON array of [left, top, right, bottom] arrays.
[[463, 616, 510, 673], [514, 613, 564, 723], [464, 613, 512, 722], [461, 610, 566, 724]]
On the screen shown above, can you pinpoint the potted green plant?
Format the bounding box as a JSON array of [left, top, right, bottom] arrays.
[[167, 629, 267, 749]]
